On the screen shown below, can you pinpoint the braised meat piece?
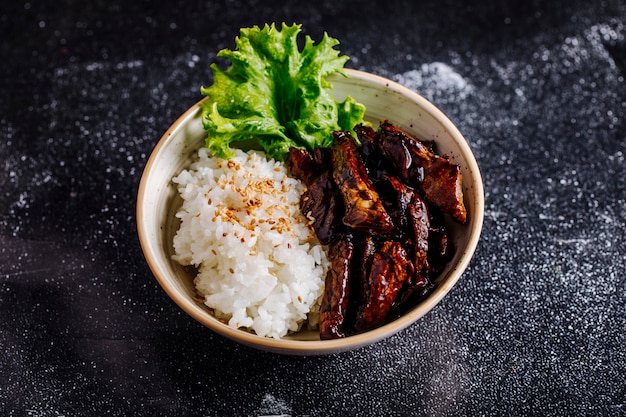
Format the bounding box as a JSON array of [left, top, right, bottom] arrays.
[[312, 146, 332, 170], [354, 124, 389, 177], [407, 192, 431, 274], [353, 241, 413, 333], [299, 172, 343, 245], [285, 147, 322, 185], [427, 210, 453, 276], [354, 124, 377, 157], [319, 233, 356, 340], [389, 271, 434, 319], [421, 157, 466, 223], [375, 121, 427, 183], [375, 175, 415, 243], [347, 235, 378, 332], [331, 131, 394, 234], [377, 121, 467, 223], [389, 195, 435, 318], [285, 146, 333, 186]]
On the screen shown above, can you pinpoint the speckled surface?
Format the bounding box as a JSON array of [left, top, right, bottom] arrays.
[[1, 1, 625, 416]]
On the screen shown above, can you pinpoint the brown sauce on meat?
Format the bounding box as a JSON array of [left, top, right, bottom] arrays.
[[285, 121, 466, 339]]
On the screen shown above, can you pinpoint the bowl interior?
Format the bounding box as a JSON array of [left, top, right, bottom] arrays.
[[136, 69, 484, 355]]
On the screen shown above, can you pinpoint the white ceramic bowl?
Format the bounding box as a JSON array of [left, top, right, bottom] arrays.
[[136, 69, 484, 355]]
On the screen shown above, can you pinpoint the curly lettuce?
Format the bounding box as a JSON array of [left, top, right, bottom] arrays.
[[200, 23, 366, 161]]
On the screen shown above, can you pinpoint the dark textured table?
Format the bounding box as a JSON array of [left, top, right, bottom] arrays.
[[1, 1, 625, 415]]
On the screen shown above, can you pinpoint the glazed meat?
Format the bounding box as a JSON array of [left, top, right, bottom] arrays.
[[285, 147, 319, 185], [287, 121, 464, 338], [376, 175, 414, 241], [377, 121, 467, 223], [407, 192, 431, 274], [426, 210, 453, 276], [319, 233, 355, 340], [353, 240, 412, 333], [354, 124, 387, 176], [331, 131, 394, 234], [285, 146, 332, 185], [421, 156, 466, 224], [299, 172, 343, 245]]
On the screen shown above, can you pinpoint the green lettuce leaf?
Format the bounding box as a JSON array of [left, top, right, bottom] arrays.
[[199, 22, 366, 161]]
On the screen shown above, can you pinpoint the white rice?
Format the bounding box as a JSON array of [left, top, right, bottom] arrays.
[[172, 147, 328, 339]]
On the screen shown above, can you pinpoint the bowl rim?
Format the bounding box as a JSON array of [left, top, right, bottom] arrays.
[[136, 68, 485, 355]]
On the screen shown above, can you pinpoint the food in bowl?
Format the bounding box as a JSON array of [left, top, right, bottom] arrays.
[[171, 118, 466, 340], [137, 22, 484, 352]]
